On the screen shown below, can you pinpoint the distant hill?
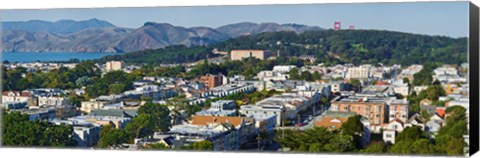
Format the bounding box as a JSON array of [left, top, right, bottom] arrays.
[[216, 22, 324, 37], [1, 20, 324, 53], [96, 29, 467, 66], [2, 18, 116, 34]]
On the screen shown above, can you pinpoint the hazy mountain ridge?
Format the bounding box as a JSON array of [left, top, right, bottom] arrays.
[[2, 18, 116, 34], [1, 19, 324, 53]]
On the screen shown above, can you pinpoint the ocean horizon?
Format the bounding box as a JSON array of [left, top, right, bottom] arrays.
[[2, 52, 115, 63]]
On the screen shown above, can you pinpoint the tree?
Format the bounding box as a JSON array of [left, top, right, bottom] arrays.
[[312, 71, 322, 81], [289, 68, 300, 80], [2, 112, 77, 147], [349, 79, 361, 92], [137, 101, 172, 133], [341, 115, 364, 136], [395, 126, 425, 143], [144, 143, 170, 150], [192, 140, 214, 150], [97, 124, 130, 148], [360, 142, 388, 153]]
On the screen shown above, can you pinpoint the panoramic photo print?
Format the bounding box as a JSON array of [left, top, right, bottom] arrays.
[[0, 1, 473, 156]]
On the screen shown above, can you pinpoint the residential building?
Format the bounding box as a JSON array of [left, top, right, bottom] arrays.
[[105, 61, 125, 72], [346, 65, 371, 79], [257, 71, 289, 81], [272, 65, 297, 73], [383, 130, 397, 144], [196, 100, 237, 116], [200, 74, 223, 89], [388, 99, 409, 123], [397, 65, 423, 82], [330, 96, 388, 132]]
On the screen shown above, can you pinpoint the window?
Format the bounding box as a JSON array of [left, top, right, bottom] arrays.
[[386, 134, 392, 138], [393, 125, 398, 129], [390, 114, 395, 118], [343, 106, 349, 111], [376, 114, 380, 118], [264, 112, 267, 114]]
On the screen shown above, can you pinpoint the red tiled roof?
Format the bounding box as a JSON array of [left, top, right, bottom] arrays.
[[314, 117, 348, 130], [435, 107, 446, 118]]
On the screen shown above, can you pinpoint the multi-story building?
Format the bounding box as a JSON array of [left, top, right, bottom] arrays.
[[105, 60, 125, 72], [397, 64, 423, 82], [37, 96, 71, 107], [196, 100, 237, 116], [167, 115, 256, 151], [2, 91, 32, 103], [256, 71, 289, 81], [272, 65, 297, 73], [200, 74, 223, 89], [230, 50, 272, 61], [346, 65, 371, 79], [330, 96, 388, 132], [240, 91, 320, 125], [388, 99, 409, 123], [10, 107, 57, 121]]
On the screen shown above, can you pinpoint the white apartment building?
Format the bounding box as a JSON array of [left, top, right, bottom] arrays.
[[346, 65, 371, 79], [105, 61, 125, 72], [272, 65, 297, 73]]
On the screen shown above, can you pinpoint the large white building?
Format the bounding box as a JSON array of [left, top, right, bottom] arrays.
[[272, 65, 297, 73], [105, 61, 125, 72], [346, 65, 371, 79], [239, 91, 320, 125]]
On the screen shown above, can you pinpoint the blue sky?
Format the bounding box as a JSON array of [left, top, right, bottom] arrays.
[[1, 1, 469, 37]]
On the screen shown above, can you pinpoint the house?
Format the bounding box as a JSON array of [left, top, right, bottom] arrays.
[[383, 119, 405, 133], [245, 114, 277, 135], [420, 104, 437, 116], [1, 91, 32, 103], [383, 130, 397, 144], [435, 107, 446, 118], [191, 115, 256, 145], [425, 114, 444, 134], [314, 111, 356, 130], [73, 123, 101, 147], [315, 117, 348, 130], [404, 113, 426, 130]]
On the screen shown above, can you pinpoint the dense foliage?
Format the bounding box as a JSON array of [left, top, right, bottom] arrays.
[[3, 61, 100, 91], [97, 101, 172, 148], [96, 45, 214, 65], [407, 81, 446, 113], [215, 30, 467, 66], [2, 112, 77, 147], [95, 30, 466, 66]]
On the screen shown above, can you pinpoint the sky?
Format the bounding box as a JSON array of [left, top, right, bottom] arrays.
[[0, 1, 470, 38]]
